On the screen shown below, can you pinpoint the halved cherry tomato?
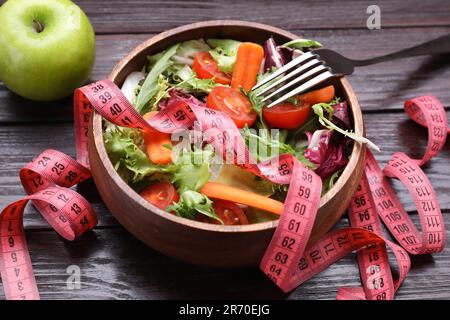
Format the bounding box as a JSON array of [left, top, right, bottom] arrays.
[[206, 86, 257, 128], [197, 200, 249, 225], [192, 52, 231, 85], [140, 181, 179, 211], [262, 101, 311, 129]]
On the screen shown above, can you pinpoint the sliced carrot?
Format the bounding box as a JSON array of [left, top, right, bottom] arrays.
[[231, 42, 265, 91], [200, 181, 283, 215], [300, 85, 335, 104], [142, 111, 173, 165]]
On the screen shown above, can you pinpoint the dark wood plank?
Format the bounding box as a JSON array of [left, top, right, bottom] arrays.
[[2, 27, 450, 123], [307, 28, 450, 112], [0, 215, 448, 300], [1, 111, 449, 229], [0, 123, 116, 228], [364, 111, 450, 213], [71, 0, 450, 34]]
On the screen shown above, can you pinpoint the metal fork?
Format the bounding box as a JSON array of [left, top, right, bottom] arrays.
[[253, 34, 450, 108]]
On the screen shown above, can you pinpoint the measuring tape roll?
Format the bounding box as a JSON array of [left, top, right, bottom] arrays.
[[0, 149, 96, 300]]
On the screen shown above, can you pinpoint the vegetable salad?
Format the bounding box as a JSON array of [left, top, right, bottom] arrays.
[[104, 36, 375, 225]]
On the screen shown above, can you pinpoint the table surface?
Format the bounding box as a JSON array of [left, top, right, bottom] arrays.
[[1, 0, 450, 300]]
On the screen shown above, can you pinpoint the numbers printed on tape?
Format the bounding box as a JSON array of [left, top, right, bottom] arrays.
[[1, 78, 447, 300], [0, 150, 96, 300]]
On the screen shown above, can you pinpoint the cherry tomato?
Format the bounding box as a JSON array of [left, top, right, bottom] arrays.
[[140, 181, 179, 211], [192, 52, 231, 85], [197, 200, 249, 225], [262, 101, 311, 129], [206, 86, 257, 128]]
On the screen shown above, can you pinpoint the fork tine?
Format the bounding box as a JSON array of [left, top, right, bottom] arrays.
[[252, 51, 315, 90], [255, 58, 322, 97], [261, 65, 329, 102], [265, 71, 333, 108]]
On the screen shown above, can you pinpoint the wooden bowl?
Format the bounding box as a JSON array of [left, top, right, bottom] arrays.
[[88, 20, 366, 268]]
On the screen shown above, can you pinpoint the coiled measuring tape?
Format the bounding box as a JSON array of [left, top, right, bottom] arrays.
[[1, 80, 447, 300]]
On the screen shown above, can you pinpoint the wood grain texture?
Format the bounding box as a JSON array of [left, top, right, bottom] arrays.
[[1, 27, 450, 122], [0, 215, 448, 300], [70, 0, 450, 34], [0, 0, 449, 300], [1, 112, 448, 229]]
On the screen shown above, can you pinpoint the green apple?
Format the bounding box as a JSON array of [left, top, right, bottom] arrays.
[[0, 0, 95, 101]]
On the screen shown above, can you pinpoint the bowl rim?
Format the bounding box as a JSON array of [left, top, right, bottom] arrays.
[[91, 20, 365, 233]]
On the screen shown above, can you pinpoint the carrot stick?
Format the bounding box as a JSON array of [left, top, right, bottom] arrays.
[[200, 181, 283, 215], [300, 85, 335, 104], [231, 42, 265, 91], [142, 111, 173, 164]]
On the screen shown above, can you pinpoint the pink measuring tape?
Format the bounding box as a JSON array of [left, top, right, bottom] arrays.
[[0, 80, 447, 300]]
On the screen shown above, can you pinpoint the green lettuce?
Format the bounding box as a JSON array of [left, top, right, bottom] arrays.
[[209, 51, 235, 73], [170, 145, 214, 192], [104, 126, 221, 222], [103, 125, 166, 183], [242, 68, 282, 129], [321, 168, 344, 195], [241, 88, 267, 129], [136, 44, 179, 113], [167, 146, 221, 222], [282, 39, 322, 50], [146, 74, 170, 111], [140, 40, 223, 100], [207, 38, 242, 73], [168, 190, 221, 223], [242, 126, 316, 169], [172, 39, 211, 66], [174, 65, 219, 93]]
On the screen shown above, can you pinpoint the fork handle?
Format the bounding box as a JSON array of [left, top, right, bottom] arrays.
[[351, 34, 450, 66]]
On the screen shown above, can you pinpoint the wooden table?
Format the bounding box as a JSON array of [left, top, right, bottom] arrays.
[[1, 0, 449, 300]]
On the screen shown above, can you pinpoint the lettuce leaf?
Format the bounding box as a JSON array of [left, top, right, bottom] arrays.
[[136, 44, 179, 113], [172, 39, 211, 66], [331, 101, 350, 128], [282, 39, 322, 50], [241, 88, 267, 129], [174, 65, 219, 93], [242, 126, 316, 169], [207, 39, 242, 56], [104, 122, 221, 223], [304, 129, 347, 178], [321, 168, 344, 195], [312, 103, 380, 151], [147, 40, 209, 69], [167, 145, 222, 223], [170, 145, 214, 192], [149, 74, 170, 110], [207, 38, 242, 73], [243, 68, 287, 129], [103, 125, 166, 183], [168, 190, 221, 223], [121, 71, 145, 104], [209, 51, 235, 73]]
